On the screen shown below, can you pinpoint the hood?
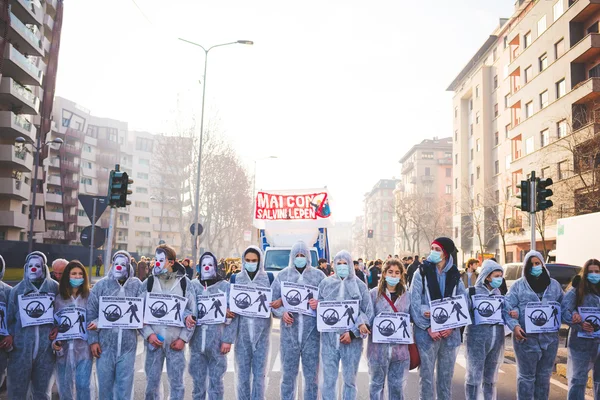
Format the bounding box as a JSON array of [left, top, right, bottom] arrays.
[[107, 250, 135, 281], [23, 251, 49, 283], [522, 250, 549, 277], [0, 255, 4, 281], [475, 259, 503, 288], [197, 251, 223, 281], [287, 241, 312, 269], [333, 250, 355, 278], [243, 245, 265, 272]]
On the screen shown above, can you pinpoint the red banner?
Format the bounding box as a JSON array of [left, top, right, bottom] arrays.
[[255, 191, 331, 220]]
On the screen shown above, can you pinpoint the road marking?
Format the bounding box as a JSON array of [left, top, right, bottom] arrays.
[[272, 350, 281, 372]]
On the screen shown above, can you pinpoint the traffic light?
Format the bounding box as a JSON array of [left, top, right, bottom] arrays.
[[536, 177, 554, 211], [108, 169, 133, 208], [516, 180, 530, 212], [367, 229, 374, 239]]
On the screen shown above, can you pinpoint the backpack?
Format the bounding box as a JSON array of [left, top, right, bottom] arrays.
[[147, 275, 187, 296], [230, 272, 274, 286]]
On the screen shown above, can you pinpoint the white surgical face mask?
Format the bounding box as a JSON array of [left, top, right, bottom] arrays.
[[200, 257, 216, 280], [26, 256, 44, 281], [112, 255, 129, 279]]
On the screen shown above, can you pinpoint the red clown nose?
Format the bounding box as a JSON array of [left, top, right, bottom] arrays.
[[31, 267, 37, 272], [116, 266, 122, 270], [205, 266, 210, 271], [156, 262, 160, 267]]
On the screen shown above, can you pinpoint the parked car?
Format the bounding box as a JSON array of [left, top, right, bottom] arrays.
[[502, 262, 580, 291]]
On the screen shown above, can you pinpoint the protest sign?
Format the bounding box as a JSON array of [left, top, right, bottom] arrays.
[[524, 302, 561, 333], [98, 296, 143, 329], [144, 293, 187, 327], [281, 282, 319, 317], [197, 292, 227, 325], [472, 294, 504, 325], [430, 295, 472, 332], [372, 312, 413, 344], [317, 300, 360, 333], [230, 284, 272, 319], [18, 293, 54, 327]]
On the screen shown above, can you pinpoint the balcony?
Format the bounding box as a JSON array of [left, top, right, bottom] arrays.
[[46, 0, 57, 13], [97, 153, 118, 165], [3, 44, 42, 86], [33, 218, 44, 232], [0, 78, 40, 115], [46, 192, 61, 204], [0, 211, 27, 229], [8, 12, 43, 57], [97, 137, 119, 151], [62, 160, 80, 172], [0, 111, 34, 141], [45, 211, 63, 222], [64, 144, 81, 155], [64, 214, 77, 223], [0, 144, 30, 172], [409, 176, 417, 184], [401, 161, 414, 173], [63, 179, 78, 189], [11, 0, 43, 26], [42, 36, 49, 54], [65, 128, 84, 141], [438, 157, 452, 165], [573, 77, 600, 104], [571, 33, 600, 64], [136, 238, 152, 247], [116, 235, 129, 244], [153, 224, 178, 233], [421, 175, 435, 183], [117, 220, 129, 229], [47, 175, 60, 186], [64, 196, 77, 206], [65, 231, 77, 241], [43, 14, 54, 31], [151, 208, 180, 218], [0, 178, 29, 200]]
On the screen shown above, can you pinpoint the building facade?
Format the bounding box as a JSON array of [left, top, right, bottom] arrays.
[[363, 178, 399, 260], [394, 137, 453, 257], [449, 0, 600, 264]]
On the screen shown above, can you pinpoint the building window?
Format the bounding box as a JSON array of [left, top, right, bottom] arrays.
[[455, 153, 458, 165], [590, 63, 600, 78], [137, 172, 149, 180], [555, 38, 565, 59], [495, 160, 500, 174], [476, 139, 480, 152], [539, 53, 548, 72], [135, 137, 153, 152], [424, 167, 431, 176], [537, 15, 547, 36], [422, 152, 434, 159], [493, 75, 498, 89], [557, 119, 567, 138], [446, 168, 451, 177], [135, 216, 151, 223], [80, 177, 92, 185], [454, 130, 458, 141], [455, 178, 458, 189], [541, 129, 549, 147], [505, 94, 510, 109], [494, 131, 499, 146], [470, 174, 474, 186], [505, 124, 511, 138], [136, 187, 148, 194], [476, 166, 481, 179], [83, 161, 92, 169], [525, 101, 533, 118], [476, 112, 480, 124], [553, 1, 564, 21], [134, 201, 149, 208], [455, 227, 459, 238], [526, 137, 534, 154], [556, 78, 566, 98], [503, 36, 508, 49], [506, 154, 511, 170], [540, 90, 548, 109], [525, 66, 533, 83], [469, 99, 473, 110], [470, 148, 474, 160], [135, 231, 151, 238], [493, 47, 497, 61], [78, 209, 85, 217], [524, 31, 532, 48], [83, 144, 92, 153], [477, 193, 481, 206], [494, 103, 499, 118], [476, 85, 480, 98], [454, 107, 458, 118], [558, 160, 568, 180], [588, 21, 599, 34], [541, 166, 550, 179], [138, 158, 150, 166], [445, 185, 451, 194]]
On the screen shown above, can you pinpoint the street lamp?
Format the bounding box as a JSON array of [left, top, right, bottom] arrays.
[[178, 37, 253, 268], [16, 135, 64, 252], [150, 193, 176, 245]]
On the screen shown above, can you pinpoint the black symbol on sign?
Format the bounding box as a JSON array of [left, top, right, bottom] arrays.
[[320, 309, 340, 326], [57, 315, 72, 333], [528, 310, 548, 327], [198, 303, 207, 319], [234, 293, 252, 309], [476, 301, 496, 318], [585, 315, 600, 332], [376, 319, 398, 337], [284, 290, 302, 306], [432, 307, 449, 324], [24, 301, 46, 318], [102, 304, 122, 322], [150, 301, 168, 318]]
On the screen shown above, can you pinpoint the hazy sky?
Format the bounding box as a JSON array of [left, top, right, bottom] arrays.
[[56, 0, 514, 222]]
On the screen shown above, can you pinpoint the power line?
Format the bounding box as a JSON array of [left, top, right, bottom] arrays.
[[130, 0, 153, 25]]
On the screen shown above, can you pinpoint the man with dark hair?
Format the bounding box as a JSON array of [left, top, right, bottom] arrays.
[[317, 258, 332, 276], [407, 255, 421, 286], [353, 260, 366, 283], [368, 259, 383, 289]]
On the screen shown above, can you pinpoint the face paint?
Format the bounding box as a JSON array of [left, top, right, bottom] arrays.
[[200, 256, 216, 280], [154, 251, 168, 275], [112, 255, 129, 280], [26, 255, 44, 281]]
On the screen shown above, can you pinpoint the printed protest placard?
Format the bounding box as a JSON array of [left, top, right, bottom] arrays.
[[98, 296, 144, 329], [281, 282, 319, 317], [472, 295, 504, 325], [56, 306, 87, 341], [317, 300, 360, 333], [18, 293, 54, 327], [229, 284, 272, 319], [0, 302, 8, 336], [196, 292, 227, 325], [372, 312, 413, 344], [524, 302, 561, 333], [577, 307, 600, 339], [144, 293, 187, 327], [430, 295, 472, 332]]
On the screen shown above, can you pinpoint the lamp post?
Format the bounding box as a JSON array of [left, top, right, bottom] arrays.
[[16, 135, 64, 252], [150, 193, 175, 245], [178, 37, 253, 268], [251, 156, 277, 244]]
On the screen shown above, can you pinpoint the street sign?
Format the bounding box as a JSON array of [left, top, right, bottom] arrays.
[[78, 195, 109, 224], [243, 230, 251, 242], [80, 226, 106, 249], [190, 223, 204, 236]]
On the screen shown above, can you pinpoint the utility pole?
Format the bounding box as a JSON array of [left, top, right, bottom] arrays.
[[88, 197, 97, 283], [529, 171, 537, 252]]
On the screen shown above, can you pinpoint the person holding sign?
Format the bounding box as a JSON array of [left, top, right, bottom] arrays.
[[228, 245, 273, 400], [464, 259, 507, 400], [270, 241, 326, 400], [503, 250, 564, 400], [188, 251, 236, 400], [561, 258, 600, 399], [367, 258, 410, 400], [0, 256, 11, 388], [140, 244, 195, 400], [409, 237, 465, 400], [86, 250, 142, 400], [51, 260, 94, 400], [6, 251, 58, 400], [319, 250, 373, 400]]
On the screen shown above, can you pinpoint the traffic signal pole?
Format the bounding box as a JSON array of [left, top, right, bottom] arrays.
[[88, 197, 97, 283], [529, 171, 537, 252]]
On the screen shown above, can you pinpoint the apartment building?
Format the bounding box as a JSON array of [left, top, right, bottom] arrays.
[[394, 137, 453, 256], [0, 0, 63, 241], [449, 0, 600, 264], [363, 178, 399, 259]]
